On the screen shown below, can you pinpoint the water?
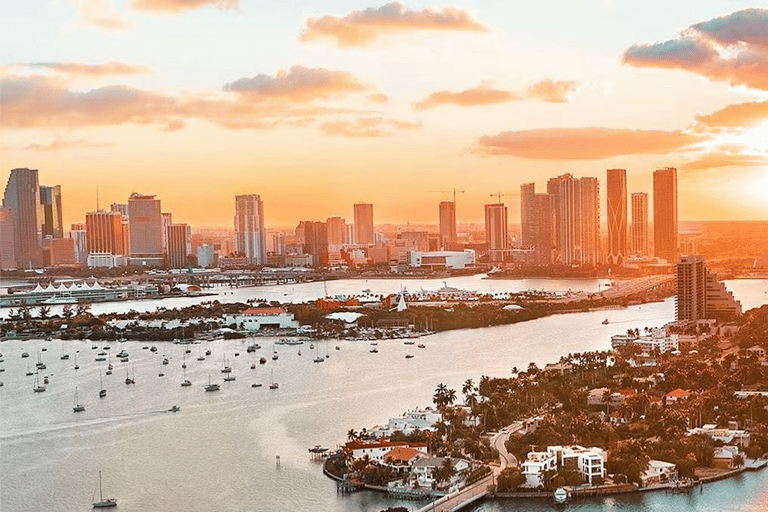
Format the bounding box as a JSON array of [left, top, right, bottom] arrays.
[[1, 278, 766, 512]]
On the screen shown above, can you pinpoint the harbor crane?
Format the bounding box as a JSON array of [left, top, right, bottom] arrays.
[[490, 192, 519, 203], [430, 188, 465, 204]]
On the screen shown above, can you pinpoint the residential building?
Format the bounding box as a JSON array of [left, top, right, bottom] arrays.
[[677, 255, 741, 321], [412, 457, 470, 488], [39, 184, 63, 239], [224, 307, 300, 331], [606, 169, 627, 265], [548, 445, 606, 485], [234, 194, 267, 265], [641, 460, 678, 486], [484, 203, 508, 262], [705, 270, 742, 319], [326, 216, 346, 246], [610, 328, 679, 354], [345, 440, 428, 461], [630, 192, 649, 256], [0, 207, 15, 269], [128, 193, 164, 266], [546, 173, 600, 265], [520, 182, 535, 249], [439, 201, 457, 249], [653, 167, 678, 263], [354, 203, 374, 245], [161, 212, 173, 254], [687, 425, 750, 447], [69, 223, 88, 264], [303, 221, 328, 268], [47, 238, 76, 266], [522, 451, 558, 487], [167, 223, 191, 269], [3, 168, 43, 268]]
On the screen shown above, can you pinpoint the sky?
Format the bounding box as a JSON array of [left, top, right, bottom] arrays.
[[1, 1, 767, 229]]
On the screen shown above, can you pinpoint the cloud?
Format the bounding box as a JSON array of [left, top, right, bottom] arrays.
[[526, 79, 580, 103], [368, 93, 389, 103], [131, 0, 238, 13], [23, 61, 154, 77], [162, 119, 187, 132], [474, 127, 704, 160], [71, 0, 128, 29], [23, 139, 113, 151], [300, 1, 487, 47], [694, 100, 768, 131], [223, 66, 369, 102], [320, 117, 421, 137], [622, 8, 768, 91], [413, 79, 579, 110], [680, 151, 767, 171]]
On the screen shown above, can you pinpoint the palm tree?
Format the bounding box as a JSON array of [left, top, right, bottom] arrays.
[[462, 379, 474, 399], [446, 388, 457, 406], [347, 429, 358, 441]]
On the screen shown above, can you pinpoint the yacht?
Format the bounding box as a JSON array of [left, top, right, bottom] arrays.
[[204, 375, 220, 392]]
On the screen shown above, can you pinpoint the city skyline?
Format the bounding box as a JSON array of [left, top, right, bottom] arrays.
[[1, 2, 767, 228]]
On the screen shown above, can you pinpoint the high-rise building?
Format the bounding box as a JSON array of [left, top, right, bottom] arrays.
[[69, 223, 88, 264], [354, 203, 374, 245], [161, 212, 172, 254], [606, 169, 627, 265], [167, 223, 191, 269], [39, 185, 63, 239], [547, 174, 600, 265], [439, 201, 457, 249], [520, 183, 536, 248], [234, 194, 266, 265], [484, 203, 508, 263], [303, 221, 328, 268], [86, 211, 125, 255], [110, 203, 130, 256], [653, 167, 678, 263], [197, 244, 215, 268], [0, 207, 15, 269], [110, 203, 128, 217], [326, 217, 347, 246], [630, 192, 649, 256], [677, 255, 741, 321], [128, 193, 164, 266], [48, 238, 76, 267], [3, 168, 43, 268], [531, 193, 555, 265]]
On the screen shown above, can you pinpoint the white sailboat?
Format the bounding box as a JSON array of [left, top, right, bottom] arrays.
[[99, 374, 107, 398], [92, 471, 117, 508], [204, 374, 220, 391], [73, 387, 85, 412], [269, 369, 278, 389]]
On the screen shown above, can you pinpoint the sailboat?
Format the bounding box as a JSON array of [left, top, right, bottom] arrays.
[[73, 387, 85, 412], [181, 351, 187, 369], [74, 353, 80, 370], [125, 365, 135, 385], [99, 374, 107, 397], [269, 369, 278, 389], [313, 344, 324, 363], [181, 365, 192, 387], [33, 373, 46, 392], [92, 471, 117, 508], [204, 374, 220, 391], [221, 354, 232, 373], [272, 342, 278, 361]]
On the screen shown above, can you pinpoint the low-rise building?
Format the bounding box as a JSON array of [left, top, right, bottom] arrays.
[[641, 460, 677, 486], [411, 457, 470, 488], [345, 440, 428, 461], [408, 250, 476, 270], [665, 388, 691, 403], [611, 328, 678, 354], [225, 307, 300, 331], [548, 445, 606, 485], [521, 451, 557, 488], [688, 424, 750, 447]]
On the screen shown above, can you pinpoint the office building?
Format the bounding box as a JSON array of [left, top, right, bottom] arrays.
[[606, 169, 627, 265], [161, 212, 172, 254], [303, 221, 328, 268], [484, 203, 508, 263], [3, 168, 43, 268], [654, 167, 678, 263], [167, 223, 191, 269], [69, 223, 88, 264], [326, 217, 347, 246], [48, 238, 76, 266], [439, 201, 457, 249], [0, 207, 15, 269], [197, 244, 215, 268], [86, 211, 125, 256], [354, 203, 374, 245], [128, 193, 164, 266], [234, 194, 267, 265], [630, 192, 649, 256], [39, 185, 63, 239], [110, 203, 128, 217]]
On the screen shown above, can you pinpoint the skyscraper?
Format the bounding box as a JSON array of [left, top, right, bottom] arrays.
[[579, 177, 600, 265], [438, 201, 456, 249], [69, 222, 88, 264], [3, 168, 43, 268], [531, 193, 555, 265], [354, 203, 374, 245], [630, 192, 649, 256], [86, 210, 125, 256], [484, 203, 508, 263], [653, 167, 678, 263], [606, 169, 627, 265], [326, 216, 346, 246], [0, 207, 15, 269], [167, 223, 191, 269], [234, 194, 266, 265], [39, 185, 63, 239], [303, 221, 328, 268], [520, 183, 536, 248], [676, 255, 706, 321], [128, 193, 164, 266], [547, 174, 600, 265]]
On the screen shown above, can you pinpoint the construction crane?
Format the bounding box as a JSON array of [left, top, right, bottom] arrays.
[[490, 192, 519, 203], [430, 188, 465, 204]]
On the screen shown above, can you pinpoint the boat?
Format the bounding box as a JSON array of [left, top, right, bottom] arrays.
[[61, 353, 70, 360], [21, 352, 29, 358], [259, 357, 267, 364], [150, 346, 157, 352], [33, 373, 46, 392], [554, 487, 568, 504], [73, 387, 85, 412], [44, 375, 49, 384], [95, 355, 106, 362], [26, 363, 34, 376], [181, 365, 192, 387], [168, 405, 180, 413], [251, 383, 262, 388], [404, 340, 415, 345], [205, 349, 211, 356], [335, 345, 340, 351], [602, 319, 609, 325], [369, 348, 378, 353], [92, 345, 98, 350], [117, 350, 128, 358], [204, 375, 220, 392], [74, 354, 80, 370], [224, 373, 236, 382], [272, 352, 278, 361], [269, 369, 278, 389], [92, 471, 117, 508], [405, 354, 414, 359], [197, 354, 205, 361], [125, 366, 135, 385], [162, 358, 169, 365], [221, 355, 232, 373], [297, 350, 301, 357], [418, 343, 426, 349], [181, 351, 187, 369], [99, 375, 107, 397]]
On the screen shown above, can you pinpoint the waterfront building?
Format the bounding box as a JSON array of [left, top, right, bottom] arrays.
[[641, 460, 678, 486], [677, 255, 742, 321], [549, 445, 606, 485], [705, 270, 742, 319], [0, 280, 158, 307], [520, 184, 555, 265], [3, 168, 43, 268], [268, 232, 286, 256], [234, 194, 267, 265], [408, 250, 475, 270], [484, 203, 508, 262], [68, 223, 88, 264], [687, 425, 750, 447], [345, 440, 428, 462], [546, 173, 600, 265], [39, 184, 63, 239], [606, 169, 627, 265], [196, 244, 215, 268], [611, 328, 679, 354], [224, 307, 300, 331], [653, 167, 678, 263], [579, 177, 601, 265], [439, 201, 457, 249], [167, 223, 191, 269], [353, 203, 374, 245], [520, 183, 535, 248], [128, 193, 164, 266], [326, 216, 347, 246], [412, 457, 470, 488], [522, 451, 558, 487], [630, 192, 649, 256], [0, 207, 15, 269]]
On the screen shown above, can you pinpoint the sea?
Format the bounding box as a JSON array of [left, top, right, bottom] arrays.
[[0, 276, 766, 512]]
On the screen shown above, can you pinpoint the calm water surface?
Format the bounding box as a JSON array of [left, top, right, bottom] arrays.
[[1, 278, 766, 512]]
